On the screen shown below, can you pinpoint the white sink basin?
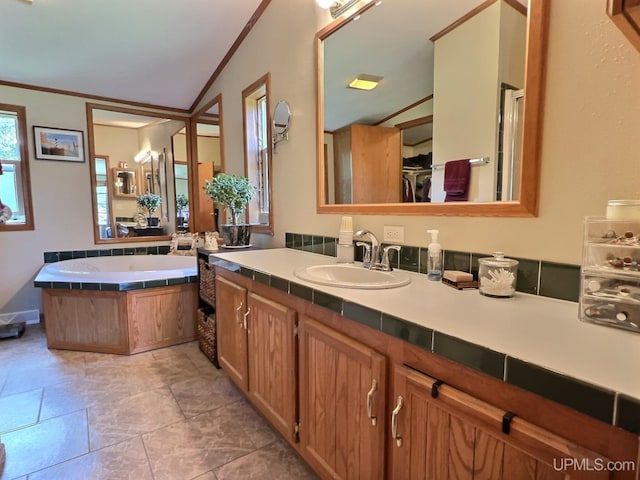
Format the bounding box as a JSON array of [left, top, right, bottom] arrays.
[[293, 264, 411, 289]]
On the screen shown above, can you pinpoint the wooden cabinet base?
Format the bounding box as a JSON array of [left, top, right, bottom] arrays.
[[42, 284, 197, 354]]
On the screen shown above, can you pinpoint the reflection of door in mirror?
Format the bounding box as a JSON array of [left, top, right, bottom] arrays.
[[88, 104, 186, 243], [170, 130, 189, 230], [194, 122, 222, 231], [318, 0, 547, 216], [331, 124, 402, 204], [189, 95, 224, 233], [243, 73, 273, 234]]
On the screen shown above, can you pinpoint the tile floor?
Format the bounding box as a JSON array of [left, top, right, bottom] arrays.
[[0, 325, 317, 480]]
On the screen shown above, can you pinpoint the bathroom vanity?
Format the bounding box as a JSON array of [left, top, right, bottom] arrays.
[[206, 248, 639, 479]]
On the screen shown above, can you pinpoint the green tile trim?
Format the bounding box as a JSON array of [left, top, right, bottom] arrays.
[[381, 314, 432, 351], [343, 302, 381, 329], [43, 247, 167, 263], [506, 357, 615, 424], [433, 332, 506, 380], [615, 394, 640, 435], [314, 291, 342, 314], [285, 232, 580, 303], [270, 275, 289, 293]]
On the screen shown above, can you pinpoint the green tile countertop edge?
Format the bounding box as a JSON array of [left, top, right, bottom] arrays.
[[210, 257, 640, 436]]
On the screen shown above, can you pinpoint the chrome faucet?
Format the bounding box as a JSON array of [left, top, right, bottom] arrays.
[[380, 245, 401, 271], [355, 230, 402, 271], [355, 230, 380, 269]]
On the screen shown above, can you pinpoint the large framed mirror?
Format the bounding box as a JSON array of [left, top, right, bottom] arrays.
[[189, 95, 225, 233], [316, 0, 549, 216], [86, 104, 189, 243]]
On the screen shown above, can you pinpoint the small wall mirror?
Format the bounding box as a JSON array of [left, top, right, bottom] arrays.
[[112, 168, 139, 198], [272, 100, 291, 152]]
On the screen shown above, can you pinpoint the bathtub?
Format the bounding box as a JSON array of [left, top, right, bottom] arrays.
[[36, 254, 196, 285], [34, 254, 199, 355]]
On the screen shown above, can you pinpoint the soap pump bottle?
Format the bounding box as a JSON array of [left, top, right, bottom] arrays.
[[426, 229, 443, 281]]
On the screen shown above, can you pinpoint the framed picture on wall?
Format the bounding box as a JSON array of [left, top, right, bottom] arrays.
[[33, 126, 85, 162]]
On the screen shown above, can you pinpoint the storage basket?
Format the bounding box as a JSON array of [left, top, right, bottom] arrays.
[[197, 307, 219, 368], [198, 258, 216, 307]]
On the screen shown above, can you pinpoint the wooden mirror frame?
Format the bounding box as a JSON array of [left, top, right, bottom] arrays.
[[607, 0, 640, 52], [86, 103, 189, 243], [315, 0, 550, 217]]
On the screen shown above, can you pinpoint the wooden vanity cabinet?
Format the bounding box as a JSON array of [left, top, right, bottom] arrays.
[[215, 276, 249, 391], [213, 266, 638, 480], [392, 365, 613, 480], [246, 292, 298, 442], [298, 316, 387, 480], [215, 275, 299, 442]]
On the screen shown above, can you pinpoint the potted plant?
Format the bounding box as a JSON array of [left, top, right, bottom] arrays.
[[136, 192, 162, 227], [203, 173, 256, 246], [176, 194, 188, 226]]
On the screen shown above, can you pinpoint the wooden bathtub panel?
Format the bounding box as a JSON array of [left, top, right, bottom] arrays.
[[128, 284, 198, 353], [43, 289, 130, 354]]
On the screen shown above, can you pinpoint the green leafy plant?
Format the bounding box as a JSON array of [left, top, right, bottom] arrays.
[[203, 173, 256, 225], [176, 194, 189, 213], [136, 193, 162, 217]]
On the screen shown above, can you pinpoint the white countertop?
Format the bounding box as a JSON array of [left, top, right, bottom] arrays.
[[211, 248, 640, 399]]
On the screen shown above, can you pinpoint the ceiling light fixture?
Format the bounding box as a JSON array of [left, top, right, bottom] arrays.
[[316, 0, 361, 19], [134, 149, 152, 164], [348, 73, 383, 90]]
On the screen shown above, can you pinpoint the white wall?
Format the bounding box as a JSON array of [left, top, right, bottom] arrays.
[[195, 0, 640, 263], [0, 85, 183, 314], [2, 0, 640, 314]]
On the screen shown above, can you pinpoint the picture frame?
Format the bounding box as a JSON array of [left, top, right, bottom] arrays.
[[33, 126, 85, 162]]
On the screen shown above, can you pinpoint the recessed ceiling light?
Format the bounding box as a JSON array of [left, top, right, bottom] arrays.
[[348, 74, 383, 90]]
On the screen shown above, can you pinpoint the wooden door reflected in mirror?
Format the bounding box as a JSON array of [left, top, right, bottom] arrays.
[[190, 94, 225, 233]]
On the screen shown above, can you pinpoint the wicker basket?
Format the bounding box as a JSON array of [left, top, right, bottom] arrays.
[[197, 307, 219, 368], [198, 258, 216, 307]]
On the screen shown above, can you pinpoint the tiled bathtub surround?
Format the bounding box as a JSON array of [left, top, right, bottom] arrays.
[[285, 232, 581, 303], [36, 247, 195, 292], [211, 254, 640, 436], [43, 246, 171, 264]]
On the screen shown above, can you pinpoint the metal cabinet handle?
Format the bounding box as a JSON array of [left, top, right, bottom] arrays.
[[243, 307, 251, 330], [366, 379, 378, 426], [235, 302, 243, 325], [391, 396, 404, 447]]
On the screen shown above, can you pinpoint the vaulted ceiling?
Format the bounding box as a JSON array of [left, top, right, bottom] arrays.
[[0, 0, 265, 111]]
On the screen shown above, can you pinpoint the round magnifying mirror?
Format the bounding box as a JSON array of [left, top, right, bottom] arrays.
[[273, 100, 291, 135]]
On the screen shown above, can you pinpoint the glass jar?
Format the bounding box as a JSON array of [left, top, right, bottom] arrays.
[[478, 252, 519, 298], [606, 200, 640, 221]]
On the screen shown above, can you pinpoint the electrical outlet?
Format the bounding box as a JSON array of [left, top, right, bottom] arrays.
[[383, 225, 405, 243]]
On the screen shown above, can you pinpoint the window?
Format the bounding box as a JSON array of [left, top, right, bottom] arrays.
[[0, 104, 33, 230], [242, 73, 273, 234]]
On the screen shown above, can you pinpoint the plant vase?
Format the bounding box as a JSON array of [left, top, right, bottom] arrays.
[[221, 224, 252, 247], [146, 217, 159, 227]]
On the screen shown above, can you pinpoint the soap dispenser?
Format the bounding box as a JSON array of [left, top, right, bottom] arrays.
[[426, 229, 443, 281]]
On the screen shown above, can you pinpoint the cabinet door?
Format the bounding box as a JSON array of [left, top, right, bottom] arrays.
[[247, 292, 298, 443], [299, 316, 386, 480], [215, 276, 248, 391], [392, 366, 612, 480]]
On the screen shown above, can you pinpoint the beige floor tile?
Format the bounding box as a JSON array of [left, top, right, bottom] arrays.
[[1, 362, 86, 397], [88, 386, 185, 451], [170, 375, 242, 418], [224, 400, 278, 449], [0, 410, 89, 480], [143, 403, 259, 480], [214, 438, 318, 480], [0, 327, 316, 479], [0, 388, 42, 434], [27, 436, 153, 480]]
